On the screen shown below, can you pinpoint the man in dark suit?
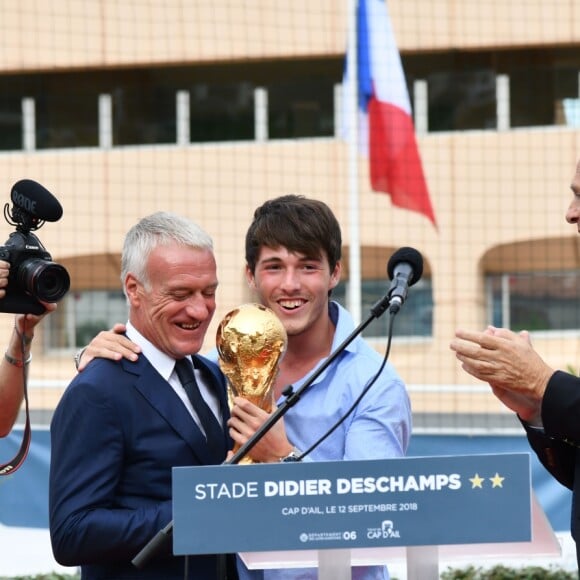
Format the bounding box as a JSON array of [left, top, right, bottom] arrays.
[[49, 211, 234, 579], [449, 157, 580, 570]]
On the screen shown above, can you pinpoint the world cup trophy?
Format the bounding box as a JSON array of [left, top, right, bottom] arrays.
[[216, 303, 287, 463]]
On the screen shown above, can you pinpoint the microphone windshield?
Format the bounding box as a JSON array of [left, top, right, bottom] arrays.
[[11, 179, 63, 222], [387, 247, 424, 285]]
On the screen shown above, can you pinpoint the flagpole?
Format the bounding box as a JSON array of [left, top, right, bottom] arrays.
[[346, 0, 362, 325]]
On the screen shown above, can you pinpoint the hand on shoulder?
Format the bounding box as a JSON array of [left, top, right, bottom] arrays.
[[76, 323, 140, 372]]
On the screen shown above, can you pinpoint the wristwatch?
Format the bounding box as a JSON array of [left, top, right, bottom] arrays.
[[73, 346, 87, 371], [279, 447, 302, 463]]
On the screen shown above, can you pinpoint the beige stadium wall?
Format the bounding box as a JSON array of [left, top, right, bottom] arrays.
[[1, 0, 580, 72], [1, 0, 580, 420], [0, 128, 579, 418]]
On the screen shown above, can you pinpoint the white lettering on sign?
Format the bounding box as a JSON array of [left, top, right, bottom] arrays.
[[336, 474, 462, 494], [194, 481, 259, 500], [264, 479, 333, 497]]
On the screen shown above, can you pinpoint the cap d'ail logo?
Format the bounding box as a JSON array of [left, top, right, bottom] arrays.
[[366, 519, 400, 540]]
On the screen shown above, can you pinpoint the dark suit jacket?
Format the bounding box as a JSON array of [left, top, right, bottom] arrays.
[[523, 370, 580, 569], [49, 353, 232, 579]]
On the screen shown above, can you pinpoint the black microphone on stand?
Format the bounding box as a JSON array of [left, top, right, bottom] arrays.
[[132, 246, 423, 570], [386, 246, 423, 314]]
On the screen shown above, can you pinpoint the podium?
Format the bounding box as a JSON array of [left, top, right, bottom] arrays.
[[238, 492, 559, 579], [172, 454, 561, 579]]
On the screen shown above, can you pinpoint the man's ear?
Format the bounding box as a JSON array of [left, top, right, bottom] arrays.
[[245, 264, 256, 290], [329, 261, 342, 290], [124, 273, 140, 306]]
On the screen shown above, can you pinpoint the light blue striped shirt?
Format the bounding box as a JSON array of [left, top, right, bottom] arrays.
[[207, 301, 411, 580]]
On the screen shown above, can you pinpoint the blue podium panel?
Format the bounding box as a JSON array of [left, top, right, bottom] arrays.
[[172, 453, 531, 556]]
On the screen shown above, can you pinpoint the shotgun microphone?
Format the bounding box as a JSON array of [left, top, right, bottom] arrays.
[[10, 179, 63, 228]]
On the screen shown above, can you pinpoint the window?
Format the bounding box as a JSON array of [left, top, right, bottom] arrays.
[[426, 69, 497, 132], [113, 86, 177, 146], [45, 290, 128, 351], [510, 63, 580, 128], [189, 82, 255, 142], [268, 78, 336, 139], [36, 89, 99, 149], [0, 96, 22, 150], [487, 271, 580, 331], [334, 278, 433, 338], [0, 58, 340, 151]]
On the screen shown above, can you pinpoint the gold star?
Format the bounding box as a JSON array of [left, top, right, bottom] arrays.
[[490, 473, 505, 488], [469, 473, 484, 488]]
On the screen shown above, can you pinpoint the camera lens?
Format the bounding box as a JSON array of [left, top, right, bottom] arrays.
[[18, 259, 71, 302]]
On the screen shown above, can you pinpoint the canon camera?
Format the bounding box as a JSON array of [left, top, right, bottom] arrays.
[[0, 180, 71, 315]]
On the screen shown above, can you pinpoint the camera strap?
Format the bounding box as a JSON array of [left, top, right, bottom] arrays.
[[0, 343, 32, 477]]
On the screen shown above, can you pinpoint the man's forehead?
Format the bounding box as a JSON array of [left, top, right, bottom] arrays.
[[258, 246, 323, 261]]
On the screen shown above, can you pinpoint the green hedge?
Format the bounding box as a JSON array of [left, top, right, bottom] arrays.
[[0, 575, 80, 580], [0, 565, 576, 580], [440, 565, 576, 580]]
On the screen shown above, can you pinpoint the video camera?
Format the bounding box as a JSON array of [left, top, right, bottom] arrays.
[[0, 179, 71, 315]]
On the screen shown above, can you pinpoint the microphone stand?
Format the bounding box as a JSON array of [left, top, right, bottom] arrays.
[[132, 293, 394, 569]]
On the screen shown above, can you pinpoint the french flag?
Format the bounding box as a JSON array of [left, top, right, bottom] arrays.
[[347, 0, 437, 228]]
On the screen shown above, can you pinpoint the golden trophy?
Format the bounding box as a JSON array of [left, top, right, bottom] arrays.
[[216, 303, 287, 463]]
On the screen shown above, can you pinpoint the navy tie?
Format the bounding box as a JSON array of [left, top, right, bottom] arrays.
[[174, 357, 225, 463]]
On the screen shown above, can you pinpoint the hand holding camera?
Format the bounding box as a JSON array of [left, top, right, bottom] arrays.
[[0, 180, 70, 314]]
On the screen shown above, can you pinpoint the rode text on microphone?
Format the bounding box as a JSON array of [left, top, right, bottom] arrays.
[[0, 179, 71, 314]]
